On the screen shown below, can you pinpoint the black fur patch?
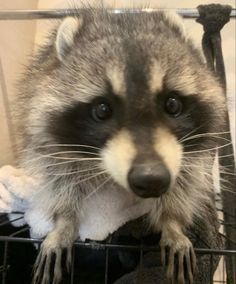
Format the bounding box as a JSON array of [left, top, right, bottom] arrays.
[[155, 91, 217, 151], [48, 94, 124, 153]]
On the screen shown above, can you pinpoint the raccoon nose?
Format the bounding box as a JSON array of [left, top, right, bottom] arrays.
[[128, 163, 171, 198]]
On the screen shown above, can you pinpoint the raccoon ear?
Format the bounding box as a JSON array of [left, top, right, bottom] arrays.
[[56, 17, 83, 61], [163, 11, 186, 39]]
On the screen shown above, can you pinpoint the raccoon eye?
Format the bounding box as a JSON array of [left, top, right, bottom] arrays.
[[91, 102, 112, 121], [165, 96, 183, 116]]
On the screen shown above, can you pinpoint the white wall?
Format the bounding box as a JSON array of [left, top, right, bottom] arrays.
[[0, 0, 38, 166]]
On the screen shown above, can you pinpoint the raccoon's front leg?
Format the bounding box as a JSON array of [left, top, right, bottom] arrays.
[[33, 214, 78, 284], [159, 220, 196, 284]]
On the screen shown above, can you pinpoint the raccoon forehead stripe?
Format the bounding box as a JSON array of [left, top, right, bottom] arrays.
[[106, 65, 125, 96], [149, 61, 164, 94], [153, 128, 183, 180]]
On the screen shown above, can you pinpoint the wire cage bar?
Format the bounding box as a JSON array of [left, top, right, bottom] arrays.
[[0, 212, 236, 284], [0, 5, 236, 284], [0, 8, 235, 20]]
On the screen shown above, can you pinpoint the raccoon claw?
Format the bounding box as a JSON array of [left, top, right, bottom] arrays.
[[33, 241, 71, 284], [160, 236, 196, 284], [175, 245, 195, 284]]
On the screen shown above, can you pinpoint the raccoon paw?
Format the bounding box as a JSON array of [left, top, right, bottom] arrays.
[[33, 237, 72, 284], [160, 234, 196, 284]]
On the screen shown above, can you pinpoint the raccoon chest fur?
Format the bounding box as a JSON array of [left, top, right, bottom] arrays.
[[25, 180, 152, 241]]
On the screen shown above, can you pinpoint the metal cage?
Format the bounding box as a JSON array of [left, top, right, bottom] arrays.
[[0, 6, 236, 284], [0, 210, 236, 284]]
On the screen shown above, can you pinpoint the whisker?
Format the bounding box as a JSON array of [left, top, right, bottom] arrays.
[[22, 152, 102, 164], [182, 168, 211, 178], [182, 135, 232, 144], [182, 164, 235, 178], [84, 176, 112, 200], [219, 188, 236, 194], [217, 153, 236, 159], [39, 171, 107, 190], [183, 167, 235, 177], [18, 143, 101, 154], [40, 159, 101, 168], [182, 164, 211, 169], [34, 150, 100, 160], [180, 131, 231, 143], [183, 144, 201, 148], [45, 166, 102, 176], [184, 142, 232, 155], [219, 164, 236, 169], [23, 169, 107, 195], [182, 156, 211, 160], [178, 125, 205, 142], [75, 170, 108, 184], [218, 171, 236, 176], [44, 150, 100, 156], [43, 156, 102, 161], [180, 167, 235, 194], [182, 153, 235, 161]]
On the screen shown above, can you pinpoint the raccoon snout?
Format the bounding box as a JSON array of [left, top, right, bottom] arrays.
[[128, 163, 171, 198]]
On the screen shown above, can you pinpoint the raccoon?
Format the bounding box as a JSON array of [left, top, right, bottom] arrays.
[[13, 8, 226, 284]]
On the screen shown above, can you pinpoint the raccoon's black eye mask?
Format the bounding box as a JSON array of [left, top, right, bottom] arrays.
[[156, 90, 215, 150], [48, 95, 123, 151], [48, 89, 213, 153]]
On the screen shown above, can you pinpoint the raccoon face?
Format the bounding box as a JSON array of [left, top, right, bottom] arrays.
[[26, 11, 226, 198]]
